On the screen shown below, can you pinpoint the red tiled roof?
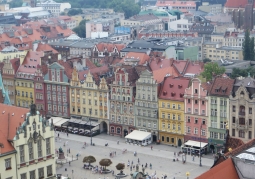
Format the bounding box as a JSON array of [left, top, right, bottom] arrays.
[[16, 51, 43, 75], [78, 65, 110, 81], [85, 59, 97, 69], [57, 60, 73, 79], [10, 58, 20, 73], [96, 43, 126, 53], [36, 43, 58, 53], [185, 62, 204, 74], [0, 104, 29, 154], [225, 0, 255, 8], [209, 76, 235, 97], [150, 58, 173, 71], [41, 64, 48, 75], [159, 77, 190, 101], [172, 60, 189, 74], [196, 158, 239, 179], [124, 52, 150, 65], [153, 66, 179, 83]]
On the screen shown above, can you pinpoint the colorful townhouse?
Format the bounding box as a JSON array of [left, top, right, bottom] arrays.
[[158, 77, 190, 146], [15, 51, 43, 108], [207, 76, 234, 152], [109, 67, 137, 137], [184, 78, 209, 144], [2, 58, 20, 105], [134, 70, 159, 141], [34, 65, 46, 115], [229, 75, 255, 143], [70, 67, 109, 133], [44, 62, 70, 118]]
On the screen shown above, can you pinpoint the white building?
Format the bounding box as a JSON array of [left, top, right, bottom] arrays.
[[168, 19, 192, 31], [37, 0, 71, 16], [0, 104, 56, 179]]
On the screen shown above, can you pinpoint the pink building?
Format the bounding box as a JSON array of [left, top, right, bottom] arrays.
[[184, 78, 209, 143]]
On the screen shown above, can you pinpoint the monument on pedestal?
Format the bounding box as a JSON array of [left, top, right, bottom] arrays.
[[58, 147, 65, 159]]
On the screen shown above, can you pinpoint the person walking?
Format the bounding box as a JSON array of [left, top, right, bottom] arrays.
[[151, 146, 153, 150], [58, 133, 59, 138], [67, 132, 69, 137], [192, 155, 195, 161], [69, 161, 71, 166], [150, 163, 152, 169], [138, 158, 140, 164], [130, 166, 132, 171]]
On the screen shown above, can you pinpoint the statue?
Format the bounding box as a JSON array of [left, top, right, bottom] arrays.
[[59, 147, 63, 153], [30, 104, 37, 116]]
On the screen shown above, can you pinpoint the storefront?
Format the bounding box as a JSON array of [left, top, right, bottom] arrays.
[[125, 130, 152, 146]]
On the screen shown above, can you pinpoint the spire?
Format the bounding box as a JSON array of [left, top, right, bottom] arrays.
[[0, 71, 11, 105]]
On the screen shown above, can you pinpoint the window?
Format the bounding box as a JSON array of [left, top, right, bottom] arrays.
[[249, 108, 252, 114], [173, 124, 175, 130], [194, 89, 198, 94], [249, 131, 252, 139], [249, 119, 252, 125], [5, 158, 11, 169], [202, 101, 205, 105], [172, 104, 175, 109], [195, 100, 198, 104], [47, 165, 53, 177], [21, 173, 27, 179], [194, 128, 198, 134], [173, 114, 176, 120], [239, 130, 245, 138], [38, 167, 44, 178], [167, 103, 170, 108], [162, 102, 165, 107], [194, 118, 198, 124], [187, 127, 191, 133], [171, 138, 174, 143], [232, 117, 236, 123], [178, 125, 181, 131], [232, 105, 236, 112], [162, 123, 165, 128], [37, 139, 42, 158], [162, 136, 164, 141], [28, 141, 33, 160], [162, 113, 165, 118], [232, 129, 235, 136], [19, 145, 25, 163], [220, 121, 226, 129], [214, 132, 218, 139], [187, 116, 190, 123], [30, 170, 35, 179], [178, 104, 181, 109], [201, 129, 206, 136], [167, 137, 169, 142], [46, 138, 51, 155], [188, 99, 190, 103], [168, 123, 170, 129], [202, 119, 205, 125]]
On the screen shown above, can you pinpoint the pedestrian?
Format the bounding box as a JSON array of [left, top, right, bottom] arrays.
[[67, 132, 68, 137], [151, 146, 153, 150], [131, 161, 133, 165], [192, 155, 195, 161], [115, 151, 116, 155], [69, 161, 70, 166], [174, 152, 176, 157], [58, 133, 59, 138], [130, 166, 132, 171], [150, 163, 152, 169], [142, 164, 143, 168], [138, 158, 140, 164], [69, 148, 70, 153]]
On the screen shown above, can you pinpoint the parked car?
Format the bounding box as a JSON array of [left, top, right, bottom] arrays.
[[72, 129, 79, 134]]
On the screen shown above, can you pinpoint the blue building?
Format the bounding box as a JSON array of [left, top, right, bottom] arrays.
[[114, 26, 131, 34]]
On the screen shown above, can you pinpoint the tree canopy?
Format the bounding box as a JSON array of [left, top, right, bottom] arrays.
[[243, 30, 255, 61], [116, 163, 125, 172], [201, 62, 225, 81], [99, 159, 112, 170], [83, 156, 96, 165], [231, 66, 255, 79], [67, 9, 83, 16], [9, 0, 23, 8], [55, 0, 140, 18], [73, 19, 86, 38]]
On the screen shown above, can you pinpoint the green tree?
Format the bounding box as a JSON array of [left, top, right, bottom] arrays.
[[99, 159, 112, 171], [9, 0, 23, 8], [73, 19, 86, 38], [250, 37, 255, 61], [116, 163, 125, 174], [243, 29, 251, 61], [201, 62, 225, 81], [67, 9, 83, 16], [203, 58, 211, 63], [231, 66, 255, 79], [83, 156, 96, 166]]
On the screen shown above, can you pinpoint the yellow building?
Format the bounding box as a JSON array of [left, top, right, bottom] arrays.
[[70, 68, 109, 133], [72, 15, 84, 26], [0, 48, 27, 62], [202, 42, 243, 60], [15, 51, 43, 108], [158, 77, 190, 146]]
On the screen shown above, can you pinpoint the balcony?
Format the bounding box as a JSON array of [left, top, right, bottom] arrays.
[[239, 112, 245, 116]]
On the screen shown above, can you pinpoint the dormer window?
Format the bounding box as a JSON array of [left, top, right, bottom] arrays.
[[215, 89, 219, 92], [194, 89, 198, 93]]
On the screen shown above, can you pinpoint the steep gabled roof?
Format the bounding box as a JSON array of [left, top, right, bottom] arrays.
[[196, 158, 239, 179], [209, 76, 235, 97]]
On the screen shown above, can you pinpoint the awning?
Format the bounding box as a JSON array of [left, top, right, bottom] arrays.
[[125, 130, 151, 141], [92, 125, 99, 131], [89, 121, 100, 127], [184, 140, 208, 148], [50, 117, 63, 125], [54, 119, 69, 127]]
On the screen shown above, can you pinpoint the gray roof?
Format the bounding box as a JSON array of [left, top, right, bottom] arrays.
[[121, 47, 150, 53], [126, 39, 169, 51], [217, 46, 242, 51], [215, 60, 252, 74]]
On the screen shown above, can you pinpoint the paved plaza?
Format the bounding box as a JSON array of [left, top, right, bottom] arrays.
[[55, 132, 213, 179]]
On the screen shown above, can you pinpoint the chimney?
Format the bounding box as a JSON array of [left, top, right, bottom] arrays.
[[33, 42, 38, 51], [82, 58, 86, 68]]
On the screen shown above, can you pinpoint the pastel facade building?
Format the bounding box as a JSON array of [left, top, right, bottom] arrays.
[[158, 77, 190, 146], [229, 76, 255, 142], [44, 62, 70, 118], [109, 68, 136, 137], [184, 78, 208, 143], [207, 76, 234, 152]]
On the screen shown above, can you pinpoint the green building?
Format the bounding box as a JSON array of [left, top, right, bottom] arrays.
[[207, 77, 235, 153], [175, 46, 199, 61]]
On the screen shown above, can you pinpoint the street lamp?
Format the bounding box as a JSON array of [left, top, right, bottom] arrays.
[[186, 172, 190, 179], [199, 123, 202, 167], [89, 108, 92, 145]]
